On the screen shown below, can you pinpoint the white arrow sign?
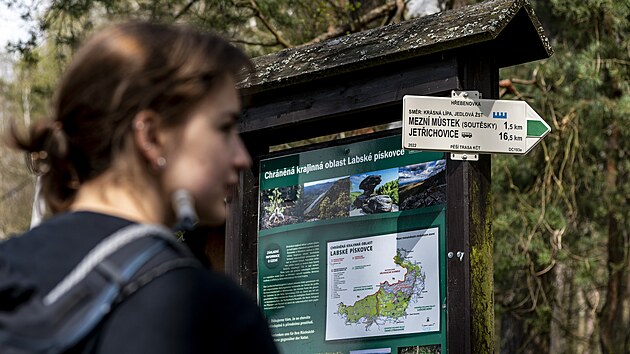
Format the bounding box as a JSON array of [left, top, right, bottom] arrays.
[[402, 91, 551, 157]]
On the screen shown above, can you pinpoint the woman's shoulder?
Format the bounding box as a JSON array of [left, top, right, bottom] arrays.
[[106, 266, 279, 353], [0, 212, 136, 293], [145, 265, 258, 308]]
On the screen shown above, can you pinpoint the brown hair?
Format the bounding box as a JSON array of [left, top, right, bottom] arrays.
[[9, 22, 252, 213]]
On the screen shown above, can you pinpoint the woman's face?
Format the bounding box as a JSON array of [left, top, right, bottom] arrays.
[[160, 75, 251, 226]]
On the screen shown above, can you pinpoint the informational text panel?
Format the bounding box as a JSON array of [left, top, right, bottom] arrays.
[[258, 135, 447, 354]]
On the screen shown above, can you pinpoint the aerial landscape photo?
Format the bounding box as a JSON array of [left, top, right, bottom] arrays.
[[302, 176, 350, 221]]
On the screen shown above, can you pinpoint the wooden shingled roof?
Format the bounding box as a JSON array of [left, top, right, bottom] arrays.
[[238, 0, 552, 94]]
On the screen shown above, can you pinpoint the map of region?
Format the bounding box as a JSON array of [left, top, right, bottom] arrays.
[[325, 229, 440, 341], [337, 249, 425, 329]]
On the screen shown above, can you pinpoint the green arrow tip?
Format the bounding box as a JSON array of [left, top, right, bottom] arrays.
[[527, 120, 550, 137]]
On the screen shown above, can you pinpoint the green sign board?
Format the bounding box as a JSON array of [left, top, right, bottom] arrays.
[[258, 135, 447, 354]]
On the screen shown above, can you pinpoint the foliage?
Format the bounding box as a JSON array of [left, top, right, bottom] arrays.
[[375, 179, 399, 205], [318, 196, 332, 219], [0, 49, 54, 238], [349, 191, 362, 206], [399, 345, 440, 354], [0, 152, 35, 239], [4, 0, 419, 60], [263, 188, 286, 217], [493, 0, 630, 352], [318, 191, 350, 220]]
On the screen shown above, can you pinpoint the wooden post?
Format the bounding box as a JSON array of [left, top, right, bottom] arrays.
[[447, 53, 498, 353], [225, 139, 268, 295]]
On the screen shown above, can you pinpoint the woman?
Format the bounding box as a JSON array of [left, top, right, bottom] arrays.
[[0, 22, 278, 353]]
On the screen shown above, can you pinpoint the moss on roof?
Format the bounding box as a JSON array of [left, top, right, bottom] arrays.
[[238, 0, 552, 93]]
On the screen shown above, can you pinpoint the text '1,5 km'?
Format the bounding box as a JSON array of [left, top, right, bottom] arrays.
[[402, 91, 551, 157]]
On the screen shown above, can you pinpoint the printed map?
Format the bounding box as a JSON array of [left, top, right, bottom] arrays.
[[325, 229, 440, 340]]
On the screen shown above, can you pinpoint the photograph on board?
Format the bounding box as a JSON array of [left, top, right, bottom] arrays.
[[349, 168, 399, 217], [398, 160, 446, 211], [302, 176, 350, 222], [259, 185, 303, 230]]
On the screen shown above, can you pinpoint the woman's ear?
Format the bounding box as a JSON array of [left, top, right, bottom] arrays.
[[133, 110, 165, 170]]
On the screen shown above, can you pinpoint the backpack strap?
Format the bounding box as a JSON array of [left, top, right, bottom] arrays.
[[44, 224, 186, 305], [120, 256, 201, 299], [0, 223, 201, 354]]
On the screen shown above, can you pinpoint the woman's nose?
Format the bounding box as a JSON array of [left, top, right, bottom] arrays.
[[233, 135, 252, 170]]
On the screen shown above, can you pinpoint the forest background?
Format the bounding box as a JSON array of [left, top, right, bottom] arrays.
[[0, 0, 628, 353]]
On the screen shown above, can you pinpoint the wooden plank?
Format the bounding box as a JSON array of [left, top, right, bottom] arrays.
[[225, 139, 268, 297], [239, 166, 261, 295], [240, 56, 459, 136], [242, 104, 408, 150], [224, 170, 245, 283]]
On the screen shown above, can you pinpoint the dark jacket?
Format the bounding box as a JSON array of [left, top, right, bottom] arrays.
[[0, 211, 279, 354]]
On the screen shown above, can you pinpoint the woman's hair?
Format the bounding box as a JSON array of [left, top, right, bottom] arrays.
[[9, 22, 253, 213]]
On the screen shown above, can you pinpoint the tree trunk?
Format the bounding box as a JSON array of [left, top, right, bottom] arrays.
[[599, 123, 630, 353], [499, 312, 524, 354], [550, 262, 569, 353], [21, 84, 31, 127]]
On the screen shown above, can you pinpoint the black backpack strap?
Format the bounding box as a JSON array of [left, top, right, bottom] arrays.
[[0, 223, 200, 354], [43, 224, 185, 305], [120, 257, 201, 299]]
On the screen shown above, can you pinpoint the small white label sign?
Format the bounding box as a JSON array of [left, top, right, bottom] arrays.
[[402, 94, 546, 155]]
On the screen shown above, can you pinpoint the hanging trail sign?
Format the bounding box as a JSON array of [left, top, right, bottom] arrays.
[[402, 91, 550, 158]]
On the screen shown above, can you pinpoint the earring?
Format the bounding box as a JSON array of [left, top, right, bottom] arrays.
[[156, 156, 167, 169]]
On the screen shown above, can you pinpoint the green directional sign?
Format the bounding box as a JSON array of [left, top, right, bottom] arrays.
[[402, 91, 551, 155]]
